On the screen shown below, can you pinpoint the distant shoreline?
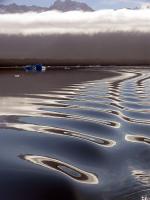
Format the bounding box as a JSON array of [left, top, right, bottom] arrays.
[[0, 59, 150, 69]]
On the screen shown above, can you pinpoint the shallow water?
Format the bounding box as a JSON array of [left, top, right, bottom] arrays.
[[0, 68, 149, 200]]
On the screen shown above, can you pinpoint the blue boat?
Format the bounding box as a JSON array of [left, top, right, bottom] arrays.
[[24, 64, 46, 72]]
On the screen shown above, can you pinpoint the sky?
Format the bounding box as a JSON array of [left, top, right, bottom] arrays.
[[0, 0, 150, 9]]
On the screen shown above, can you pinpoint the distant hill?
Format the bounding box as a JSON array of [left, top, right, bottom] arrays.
[[49, 0, 94, 12], [0, 0, 94, 13], [0, 3, 48, 13]]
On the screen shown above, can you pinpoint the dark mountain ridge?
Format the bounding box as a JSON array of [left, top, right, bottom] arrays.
[[0, 0, 94, 13]]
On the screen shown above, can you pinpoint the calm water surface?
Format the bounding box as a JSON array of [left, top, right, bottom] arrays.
[[0, 68, 149, 200]]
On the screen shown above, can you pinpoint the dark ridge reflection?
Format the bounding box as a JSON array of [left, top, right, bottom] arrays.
[[137, 76, 150, 87], [4, 123, 116, 147], [21, 155, 99, 185], [44, 127, 116, 147], [125, 134, 150, 145]]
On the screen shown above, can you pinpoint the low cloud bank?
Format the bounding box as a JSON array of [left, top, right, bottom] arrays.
[[0, 9, 150, 65], [1, 9, 150, 35]]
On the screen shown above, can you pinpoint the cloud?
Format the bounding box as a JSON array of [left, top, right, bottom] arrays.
[[141, 2, 150, 8], [1, 9, 150, 34], [0, 9, 150, 65]]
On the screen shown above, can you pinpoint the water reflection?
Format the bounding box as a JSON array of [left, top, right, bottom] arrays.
[[5, 122, 116, 147], [132, 169, 150, 185], [125, 134, 150, 145], [21, 155, 99, 184], [0, 68, 149, 199]]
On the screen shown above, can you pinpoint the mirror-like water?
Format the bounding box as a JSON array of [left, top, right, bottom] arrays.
[[0, 68, 149, 200]]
